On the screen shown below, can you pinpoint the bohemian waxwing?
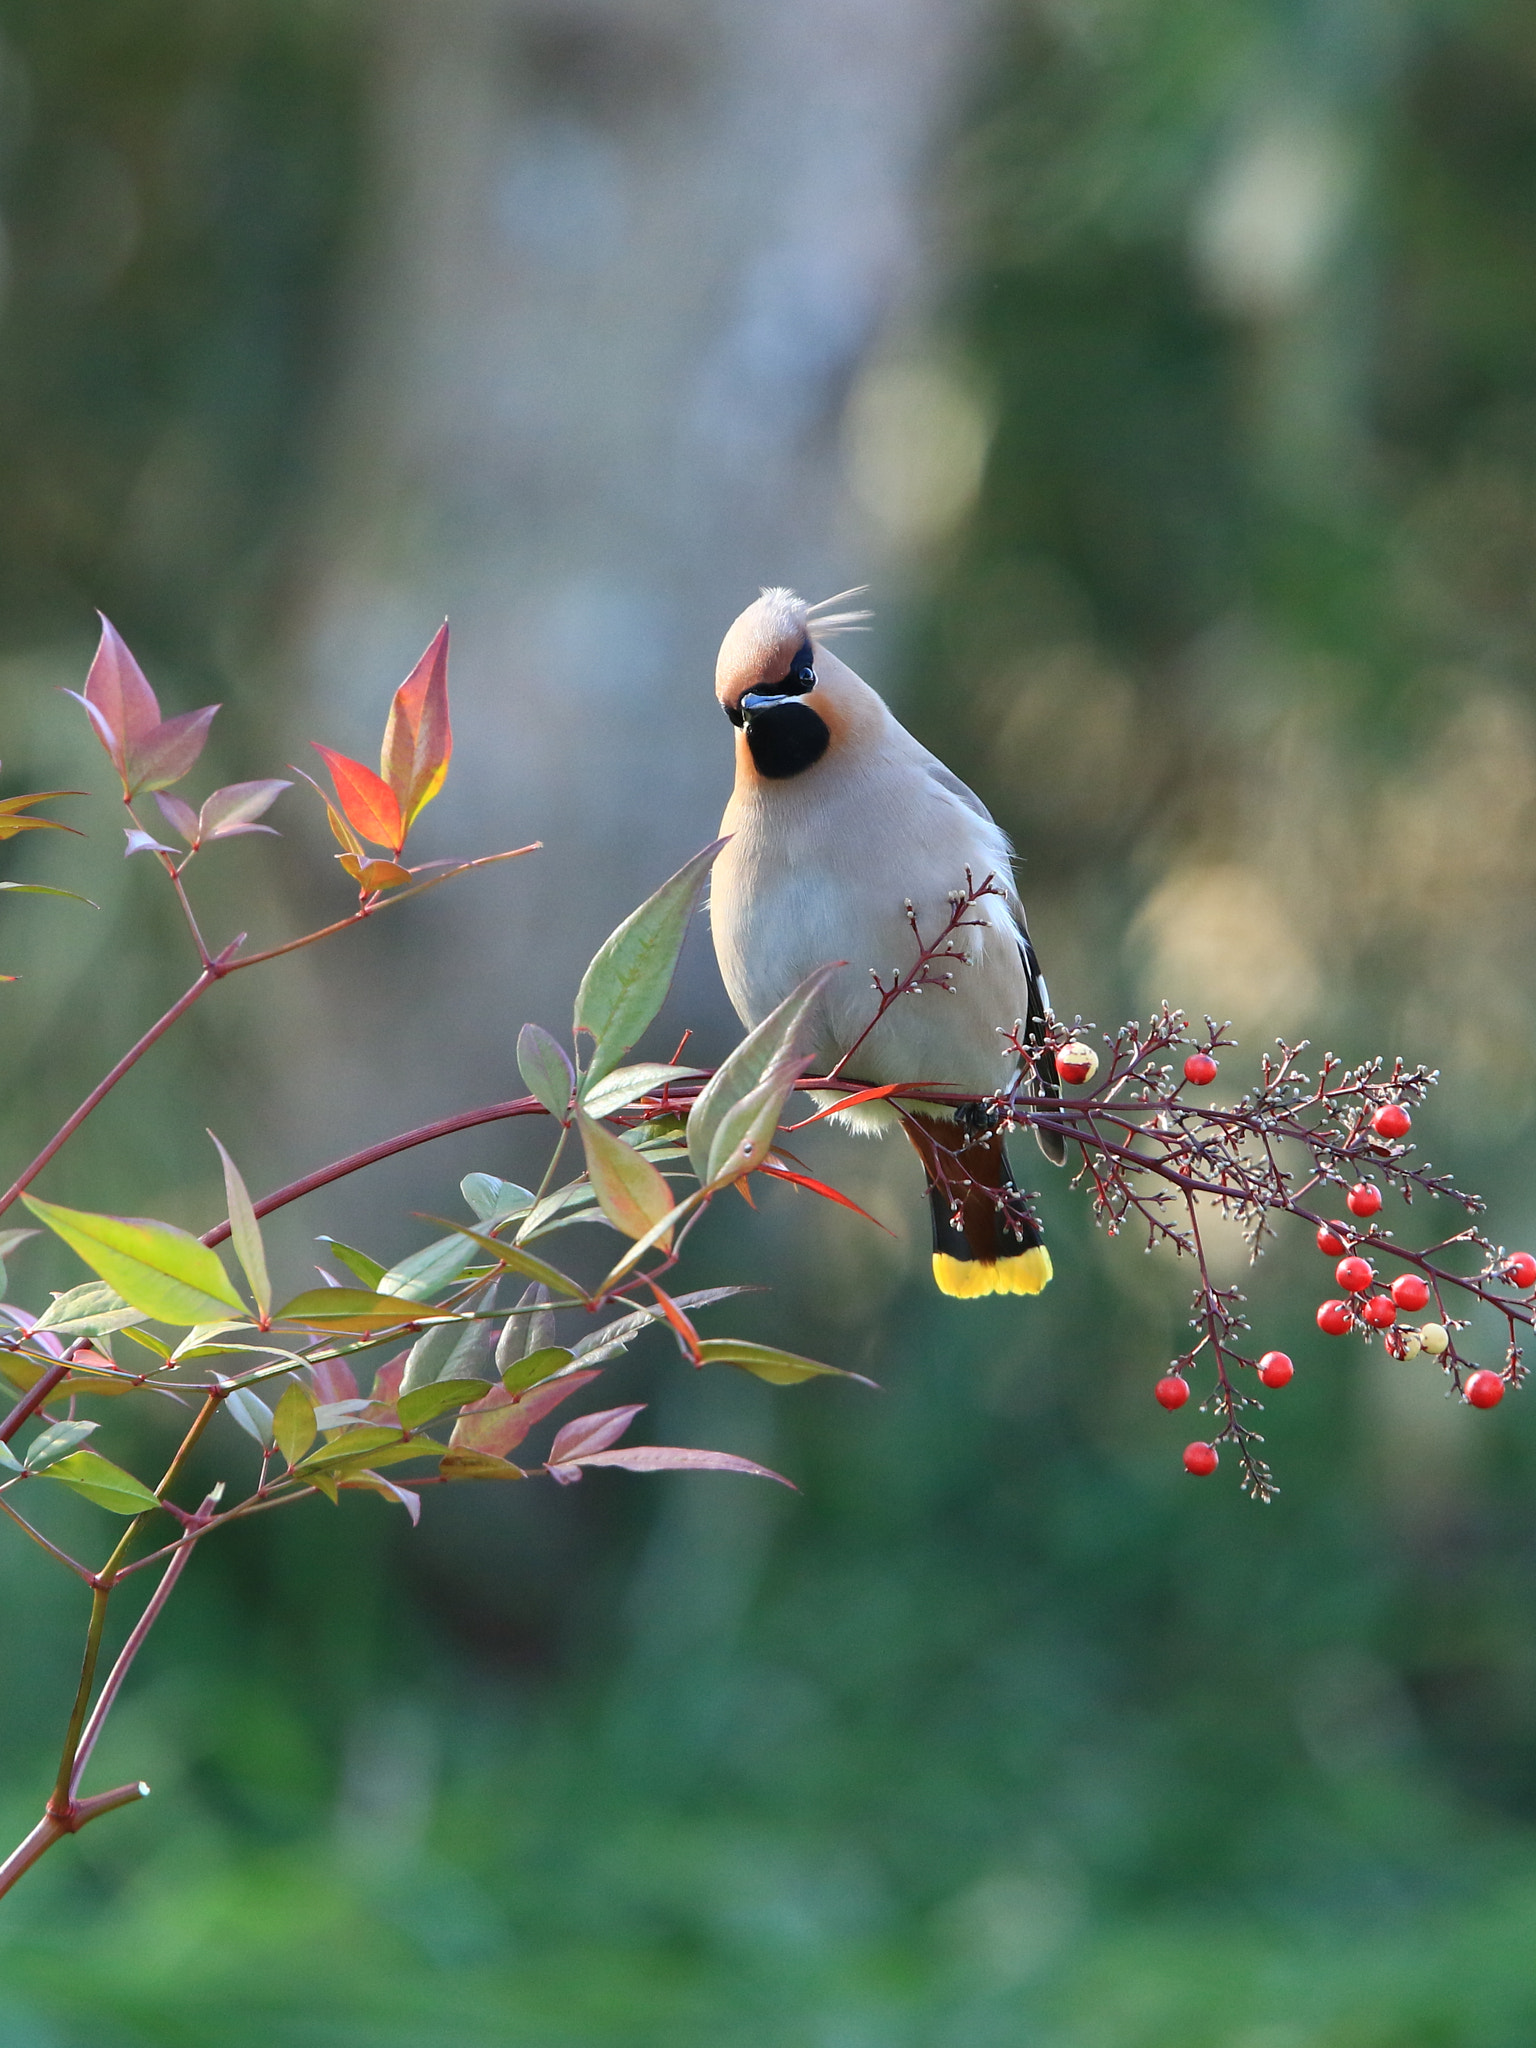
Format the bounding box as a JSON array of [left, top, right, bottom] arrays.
[[709, 586, 1065, 1299]]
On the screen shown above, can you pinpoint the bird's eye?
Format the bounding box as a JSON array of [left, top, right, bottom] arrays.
[[756, 636, 816, 699]]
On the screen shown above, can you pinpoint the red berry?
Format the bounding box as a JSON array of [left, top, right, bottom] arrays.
[[1317, 1299, 1353, 1335], [1056, 1041, 1099, 1086], [1335, 1256, 1374, 1294], [1361, 1295, 1396, 1328], [1390, 1274, 1430, 1312], [1504, 1253, 1536, 1291], [1347, 1183, 1383, 1219], [1183, 1441, 1218, 1475], [1316, 1221, 1349, 1257], [1155, 1375, 1190, 1410], [1183, 1053, 1219, 1087], [1258, 1350, 1294, 1388], [1372, 1104, 1412, 1140], [1466, 1371, 1506, 1410]]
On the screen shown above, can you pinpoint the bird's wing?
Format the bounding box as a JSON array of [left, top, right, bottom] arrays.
[[923, 756, 995, 826]]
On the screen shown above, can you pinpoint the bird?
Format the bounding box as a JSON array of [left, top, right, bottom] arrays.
[[709, 585, 1065, 1299]]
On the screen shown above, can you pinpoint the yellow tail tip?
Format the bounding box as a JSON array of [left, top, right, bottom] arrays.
[[932, 1245, 1053, 1299]]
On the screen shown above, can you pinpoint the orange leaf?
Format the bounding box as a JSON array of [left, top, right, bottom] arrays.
[[311, 744, 403, 853], [645, 1280, 702, 1364], [758, 1162, 895, 1235], [381, 623, 452, 832], [786, 1081, 911, 1130], [339, 856, 413, 892]]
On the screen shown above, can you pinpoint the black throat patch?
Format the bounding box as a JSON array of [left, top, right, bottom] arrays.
[[745, 700, 830, 779]]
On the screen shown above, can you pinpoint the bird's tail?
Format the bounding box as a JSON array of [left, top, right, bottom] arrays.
[[902, 1111, 1053, 1299]]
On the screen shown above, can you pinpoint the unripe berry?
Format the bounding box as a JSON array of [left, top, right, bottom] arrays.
[[1372, 1103, 1412, 1140], [1183, 1441, 1218, 1476], [1347, 1182, 1383, 1219], [1183, 1053, 1219, 1087], [1361, 1295, 1396, 1328], [1466, 1370, 1505, 1410], [1391, 1274, 1430, 1312], [1056, 1041, 1099, 1086], [1258, 1350, 1294, 1388], [1419, 1322, 1449, 1356], [1335, 1256, 1374, 1294], [1390, 1328, 1422, 1361], [1155, 1374, 1190, 1410], [1317, 1299, 1353, 1335], [1503, 1252, 1536, 1291]]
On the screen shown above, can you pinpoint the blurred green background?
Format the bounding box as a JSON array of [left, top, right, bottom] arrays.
[[5, 1, 1536, 2043]]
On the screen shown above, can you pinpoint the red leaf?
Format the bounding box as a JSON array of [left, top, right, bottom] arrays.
[[311, 745, 404, 853], [154, 793, 200, 846], [81, 617, 161, 778], [127, 705, 219, 795], [450, 1366, 603, 1457], [381, 624, 452, 832], [547, 1402, 644, 1464], [308, 1357, 361, 1407], [787, 1081, 910, 1130], [758, 1162, 893, 1233], [566, 1446, 794, 1487], [646, 1280, 702, 1364]]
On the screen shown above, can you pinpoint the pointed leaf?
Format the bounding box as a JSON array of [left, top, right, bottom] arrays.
[[499, 1343, 577, 1397], [461, 1175, 535, 1227], [82, 616, 160, 779], [377, 1231, 483, 1302], [198, 779, 290, 840], [567, 1286, 750, 1365], [494, 1283, 556, 1373], [274, 1383, 317, 1466], [0, 1440, 20, 1472], [397, 1378, 491, 1430], [43, 1450, 161, 1515], [124, 828, 174, 858], [338, 1470, 421, 1521], [0, 882, 96, 906], [687, 966, 836, 1184], [414, 1219, 586, 1299], [438, 1449, 526, 1482], [35, 1281, 144, 1338], [564, 1446, 793, 1486], [316, 1238, 386, 1289], [548, 1403, 644, 1464], [576, 1111, 676, 1246], [223, 1385, 274, 1446], [580, 1062, 703, 1120], [452, 1365, 598, 1455], [23, 1197, 244, 1325], [695, 1337, 875, 1388], [291, 1426, 407, 1475], [380, 623, 452, 830], [128, 705, 219, 795], [574, 841, 725, 1086], [208, 1132, 272, 1318], [398, 1287, 498, 1394], [275, 1289, 449, 1333], [154, 792, 200, 845], [311, 745, 403, 853], [24, 1419, 99, 1470], [517, 1023, 575, 1119]]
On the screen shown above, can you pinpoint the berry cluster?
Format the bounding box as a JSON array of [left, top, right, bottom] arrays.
[[985, 1012, 1534, 1500]]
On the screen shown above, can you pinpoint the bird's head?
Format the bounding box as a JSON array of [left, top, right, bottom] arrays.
[[714, 585, 876, 781]]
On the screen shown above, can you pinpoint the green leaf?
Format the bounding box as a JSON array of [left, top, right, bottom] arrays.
[[377, 1232, 482, 1302], [694, 1338, 876, 1388], [208, 1132, 272, 1319], [517, 1022, 575, 1118], [43, 1451, 161, 1515], [291, 1426, 407, 1475], [0, 882, 98, 907], [415, 1219, 587, 1300], [573, 841, 725, 1087], [0, 1229, 37, 1261], [0, 1439, 21, 1472], [223, 1386, 274, 1446], [500, 1343, 575, 1397], [579, 1062, 703, 1120], [687, 966, 836, 1186], [316, 1237, 386, 1289], [575, 1111, 678, 1247], [23, 1196, 244, 1326], [273, 1383, 317, 1466], [24, 1419, 98, 1470], [397, 1378, 491, 1430], [34, 1281, 145, 1338], [275, 1289, 449, 1333], [494, 1283, 557, 1375], [398, 1286, 498, 1396], [460, 1175, 535, 1227], [438, 1449, 526, 1483]]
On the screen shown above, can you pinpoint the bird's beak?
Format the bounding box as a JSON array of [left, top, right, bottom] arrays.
[[738, 689, 805, 722]]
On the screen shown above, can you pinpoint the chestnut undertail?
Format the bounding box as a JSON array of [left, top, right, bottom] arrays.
[[902, 1111, 1054, 1301]]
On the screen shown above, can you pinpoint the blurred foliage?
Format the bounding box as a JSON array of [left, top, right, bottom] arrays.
[[6, 2, 1536, 2045]]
